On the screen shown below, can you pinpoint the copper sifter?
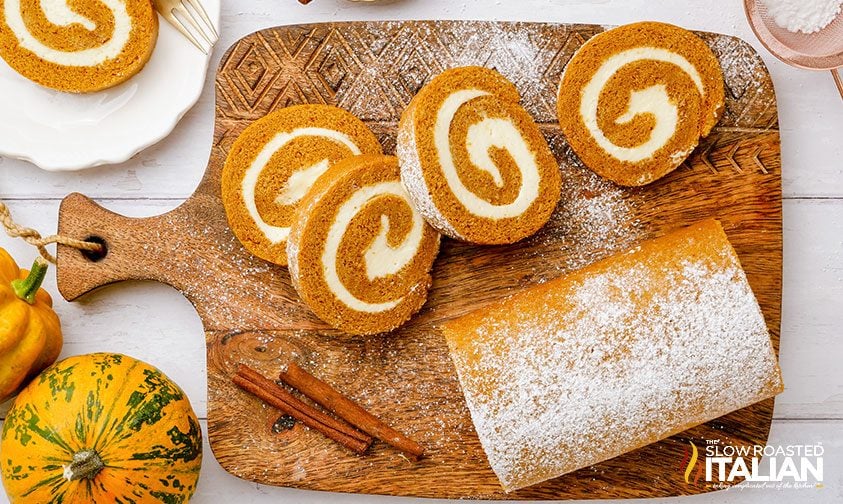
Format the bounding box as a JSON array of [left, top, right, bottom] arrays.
[[744, 0, 843, 99]]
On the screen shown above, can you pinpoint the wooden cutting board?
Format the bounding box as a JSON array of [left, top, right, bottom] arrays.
[[55, 21, 782, 500]]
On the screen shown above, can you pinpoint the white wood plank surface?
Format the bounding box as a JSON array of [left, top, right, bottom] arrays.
[[0, 1, 840, 503]]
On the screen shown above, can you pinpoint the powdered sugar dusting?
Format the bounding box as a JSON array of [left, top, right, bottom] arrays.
[[525, 158, 642, 279], [441, 22, 550, 121], [367, 21, 556, 122], [701, 33, 774, 129], [762, 0, 842, 34], [157, 208, 300, 331], [444, 226, 783, 491], [396, 104, 464, 239]]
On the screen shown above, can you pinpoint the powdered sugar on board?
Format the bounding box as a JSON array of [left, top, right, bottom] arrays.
[[522, 150, 643, 281], [443, 223, 783, 491], [341, 21, 771, 131]]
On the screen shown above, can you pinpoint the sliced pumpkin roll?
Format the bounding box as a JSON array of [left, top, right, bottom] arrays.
[[222, 105, 383, 266], [558, 22, 725, 187], [397, 66, 561, 245], [0, 0, 158, 93], [287, 154, 441, 336]]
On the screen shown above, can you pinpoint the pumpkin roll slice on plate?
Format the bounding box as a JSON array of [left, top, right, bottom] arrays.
[[558, 22, 725, 186], [398, 66, 561, 245], [287, 155, 441, 336], [222, 105, 382, 266], [441, 220, 783, 492], [0, 0, 158, 93]]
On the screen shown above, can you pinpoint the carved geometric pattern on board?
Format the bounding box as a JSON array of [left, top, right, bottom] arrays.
[[704, 33, 778, 130], [217, 33, 284, 115], [215, 21, 779, 133], [306, 28, 363, 106], [273, 24, 317, 59]]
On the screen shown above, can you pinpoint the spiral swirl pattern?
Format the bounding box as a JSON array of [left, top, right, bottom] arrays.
[[398, 66, 561, 245], [222, 105, 382, 266], [0, 0, 158, 92], [287, 155, 440, 336], [558, 22, 725, 187]]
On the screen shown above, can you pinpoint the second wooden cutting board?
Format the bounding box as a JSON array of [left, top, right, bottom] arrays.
[[56, 21, 782, 500]]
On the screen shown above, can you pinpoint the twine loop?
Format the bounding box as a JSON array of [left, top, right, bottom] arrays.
[[0, 201, 102, 264]]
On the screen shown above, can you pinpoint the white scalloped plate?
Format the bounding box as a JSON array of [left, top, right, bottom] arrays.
[[0, 0, 220, 171]]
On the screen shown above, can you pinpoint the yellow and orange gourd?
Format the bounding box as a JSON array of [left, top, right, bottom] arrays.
[[1, 353, 203, 503], [0, 249, 62, 403]]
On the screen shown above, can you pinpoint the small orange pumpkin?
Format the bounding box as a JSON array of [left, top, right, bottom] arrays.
[[0, 249, 62, 403]]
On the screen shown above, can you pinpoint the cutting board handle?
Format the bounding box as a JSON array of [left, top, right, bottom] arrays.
[[56, 193, 194, 301]]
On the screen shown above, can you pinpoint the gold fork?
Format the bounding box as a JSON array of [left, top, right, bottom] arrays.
[[153, 0, 218, 54]]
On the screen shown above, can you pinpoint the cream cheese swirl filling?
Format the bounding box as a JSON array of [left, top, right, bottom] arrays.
[[435, 90, 541, 220], [5, 0, 131, 67], [322, 182, 426, 313], [242, 127, 361, 244], [579, 47, 705, 163]]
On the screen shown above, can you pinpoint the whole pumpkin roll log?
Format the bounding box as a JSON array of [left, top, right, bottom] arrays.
[[287, 154, 441, 336], [441, 220, 783, 492], [397, 66, 561, 245], [222, 105, 383, 266], [557, 22, 725, 187], [0, 353, 203, 503], [0, 0, 158, 93]]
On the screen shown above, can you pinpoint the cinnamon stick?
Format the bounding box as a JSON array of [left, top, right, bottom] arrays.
[[233, 366, 372, 453], [237, 365, 371, 444], [279, 362, 425, 460]]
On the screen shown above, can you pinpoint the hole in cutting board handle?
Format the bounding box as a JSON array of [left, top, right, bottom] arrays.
[[81, 236, 108, 262]]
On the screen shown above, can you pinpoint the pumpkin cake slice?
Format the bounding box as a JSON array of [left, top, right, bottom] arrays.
[[557, 22, 725, 186], [287, 154, 441, 336], [0, 0, 158, 93], [441, 219, 783, 492], [397, 66, 561, 245], [222, 105, 383, 266]]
